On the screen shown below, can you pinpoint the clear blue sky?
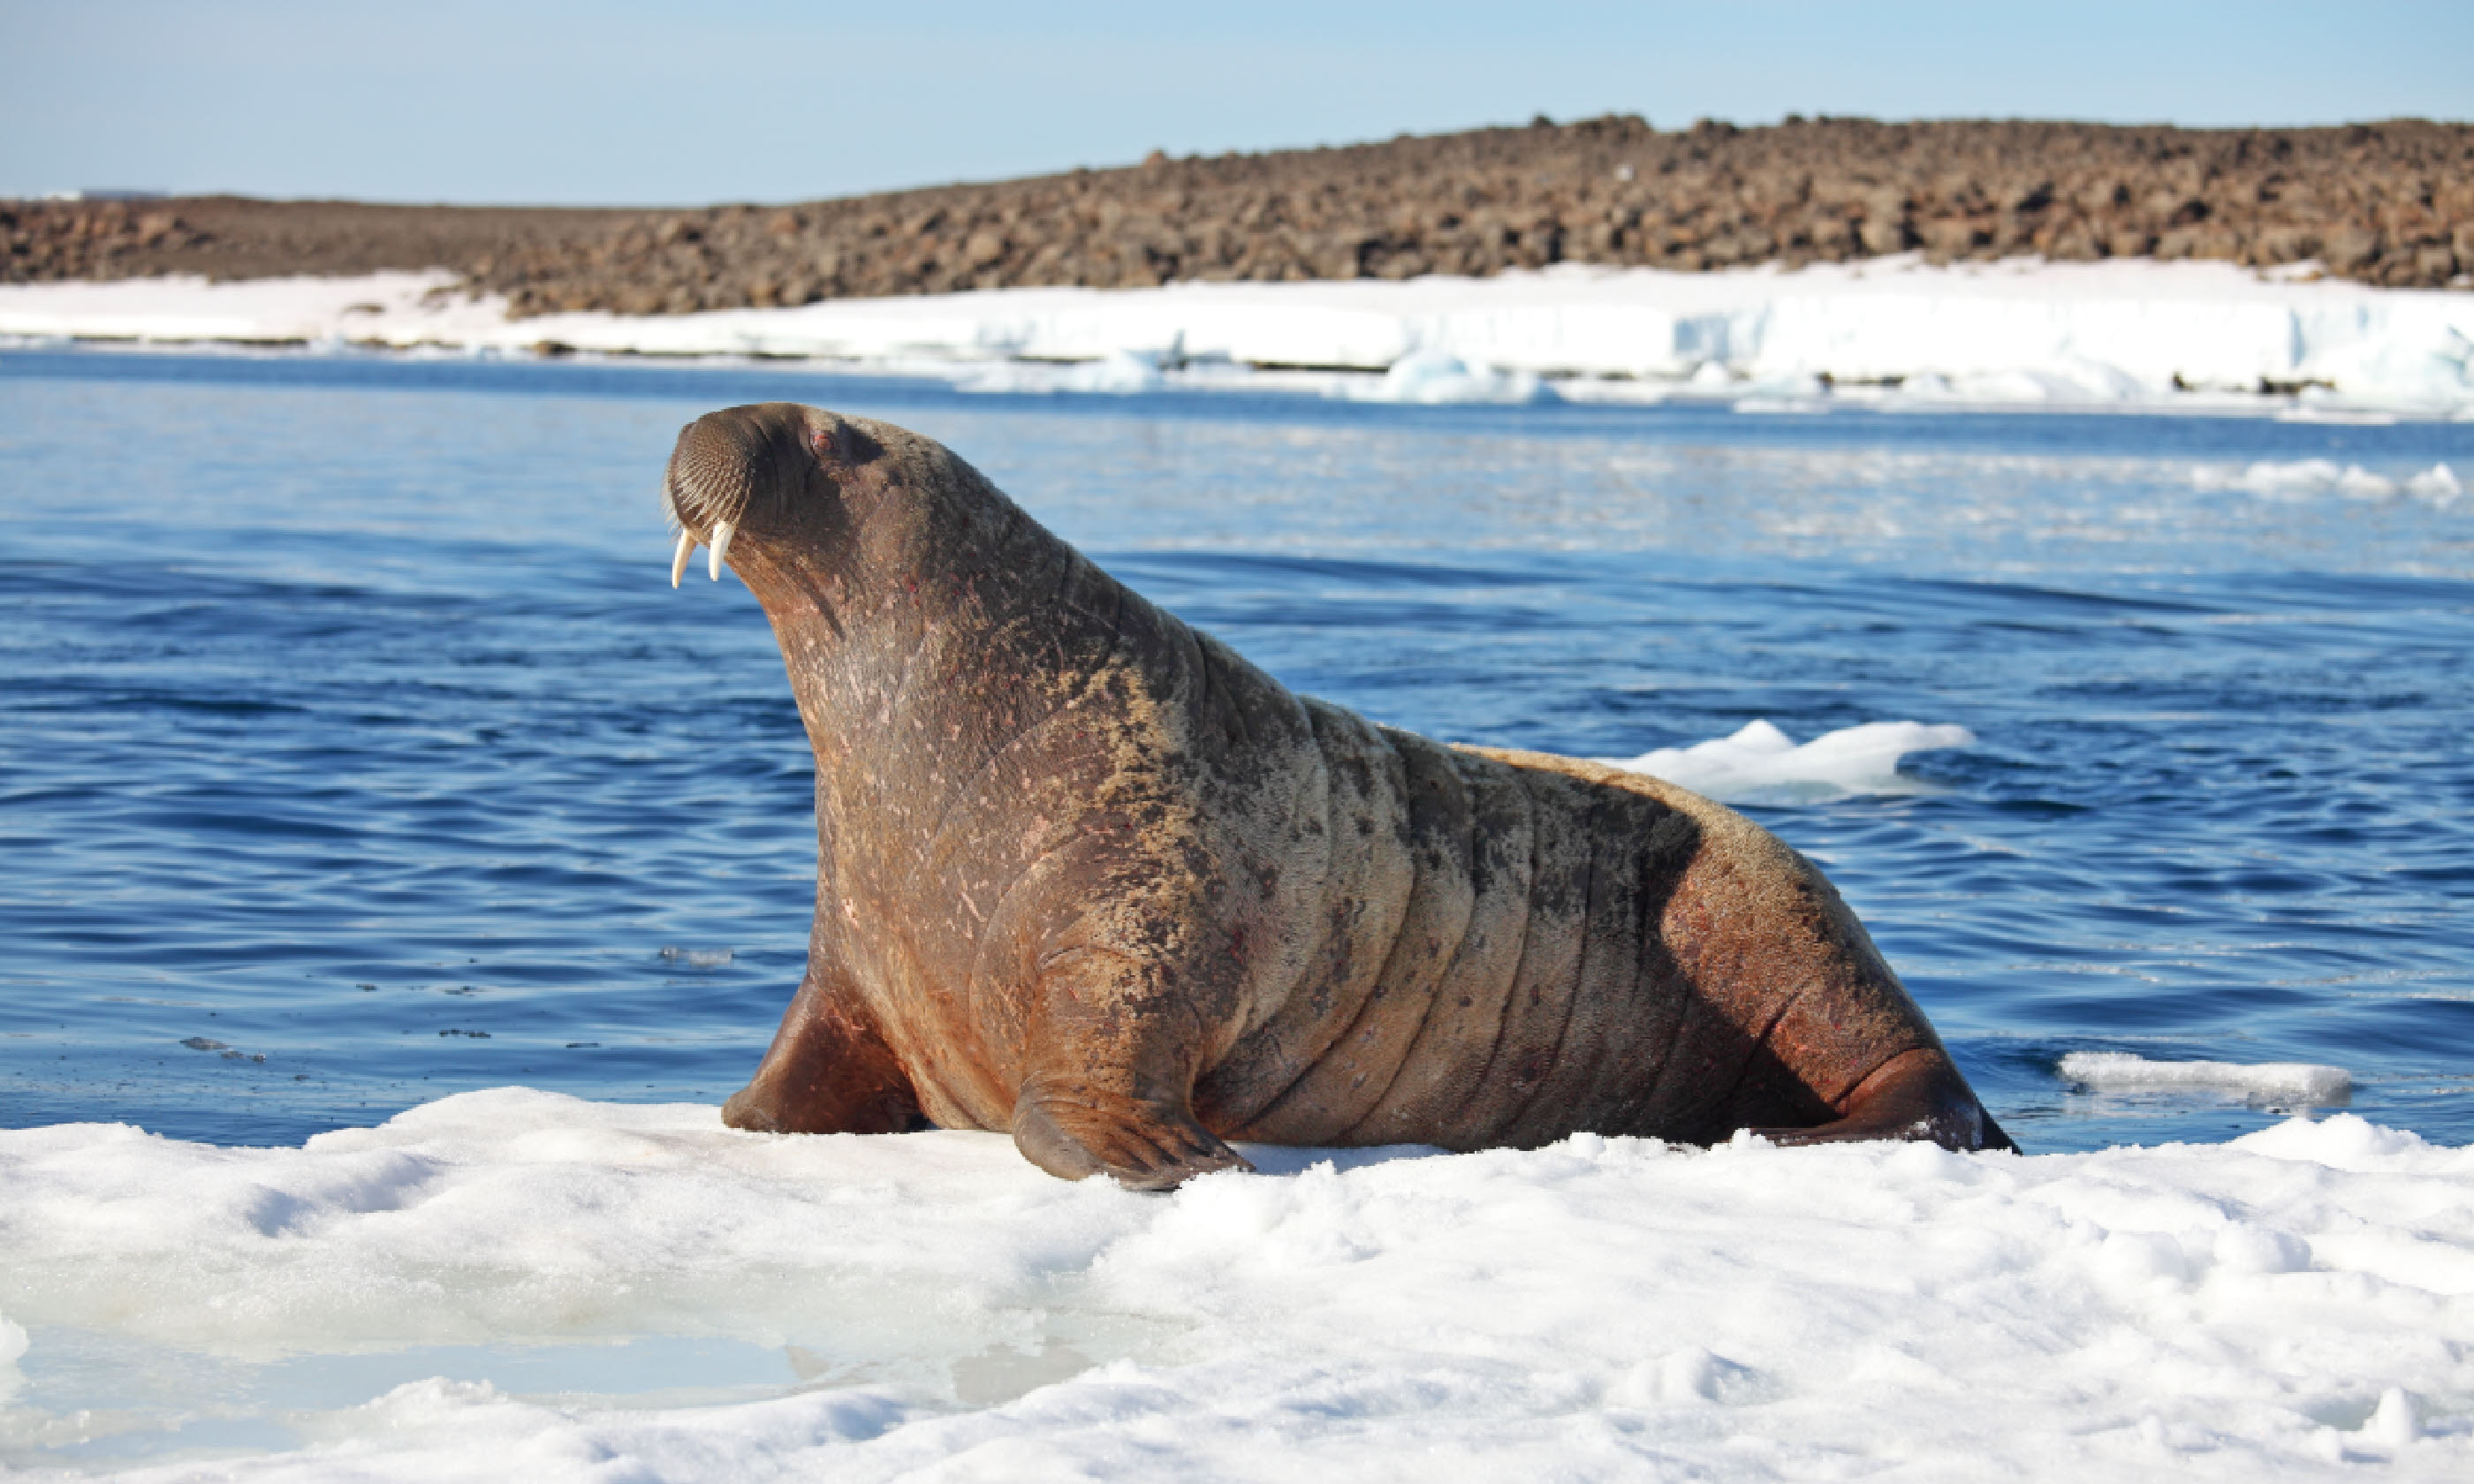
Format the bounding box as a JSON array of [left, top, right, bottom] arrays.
[[5, 0, 2468, 205]]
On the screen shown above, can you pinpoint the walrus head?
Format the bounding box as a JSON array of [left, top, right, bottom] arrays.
[[660, 401, 888, 588]]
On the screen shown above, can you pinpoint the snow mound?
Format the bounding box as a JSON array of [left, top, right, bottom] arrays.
[[7, 1090, 2467, 1478], [2061, 1052, 2354, 1105], [1599, 719, 1975, 804]]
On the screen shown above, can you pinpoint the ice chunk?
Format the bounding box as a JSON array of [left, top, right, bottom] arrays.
[[2233, 1112, 2433, 1168], [957, 349, 1165, 395], [1060, 349, 1168, 394], [2189, 458, 2464, 504], [1598, 719, 1975, 805], [2405, 462, 2463, 504], [2367, 1387, 2423, 1448], [2212, 1222, 2312, 1275], [2059, 1051, 2352, 1104], [1345, 349, 1553, 405]]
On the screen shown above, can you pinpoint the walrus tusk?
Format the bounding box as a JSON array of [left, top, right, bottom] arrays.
[[670, 531, 694, 588], [709, 520, 736, 581]]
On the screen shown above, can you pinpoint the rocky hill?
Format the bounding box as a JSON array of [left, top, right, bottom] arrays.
[[7, 116, 2470, 314]]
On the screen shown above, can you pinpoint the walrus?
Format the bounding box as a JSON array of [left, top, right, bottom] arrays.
[[664, 402, 2015, 1187]]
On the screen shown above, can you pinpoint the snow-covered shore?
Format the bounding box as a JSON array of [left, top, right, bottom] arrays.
[[5, 257, 2472, 417], [2, 1087, 2467, 1480]]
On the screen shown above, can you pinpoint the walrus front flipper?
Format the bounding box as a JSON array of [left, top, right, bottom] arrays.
[[1749, 1048, 2019, 1154], [721, 967, 929, 1136]]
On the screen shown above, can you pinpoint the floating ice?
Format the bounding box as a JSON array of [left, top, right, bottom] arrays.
[[2409, 462, 2465, 503], [1598, 719, 1975, 805], [2197, 458, 2384, 499], [958, 348, 1166, 396], [2, 1092, 2469, 1478], [2060, 1052, 2354, 1105], [7, 256, 2474, 417], [657, 945, 735, 969], [1340, 348, 1553, 405], [2192, 458, 2471, 508]]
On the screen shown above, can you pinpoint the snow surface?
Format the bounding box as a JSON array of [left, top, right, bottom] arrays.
[[1600, 719, 1974, 805], [2062, 1053, 2355, 1106], [3, 1090, 2469, 1480], [5, 257, 2473, 416]]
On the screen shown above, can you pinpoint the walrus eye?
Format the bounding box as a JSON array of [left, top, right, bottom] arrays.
[[809, 427, 840, 461]]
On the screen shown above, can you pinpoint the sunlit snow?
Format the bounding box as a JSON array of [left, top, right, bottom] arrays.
[[3, 1090, 2469, 1479], [6, 255, 2473, 417]]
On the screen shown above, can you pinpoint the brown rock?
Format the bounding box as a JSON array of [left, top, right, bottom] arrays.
[[1858, 217, 1910, 254], [962, 230, 1006, 269], [2322, 226, 2380, 271]]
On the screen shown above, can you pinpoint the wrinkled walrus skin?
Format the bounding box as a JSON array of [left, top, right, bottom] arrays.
[[665, 403, 2015, 1187]]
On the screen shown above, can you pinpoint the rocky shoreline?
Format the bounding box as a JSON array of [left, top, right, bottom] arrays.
[[7, 116, 2470, 314]]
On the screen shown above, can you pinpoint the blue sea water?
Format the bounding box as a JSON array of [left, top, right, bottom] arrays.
[[2, 347, 2470, 1153]]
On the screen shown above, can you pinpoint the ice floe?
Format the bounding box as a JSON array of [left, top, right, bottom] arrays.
[[1, 1089, 2469, 1478], [2061, 1052, 2355, 1106], [1600, 718, 1975, 805], [1340, 348, 1553, 405], [6, 256, 2474, 417], [2194, 458, 2466, 506]]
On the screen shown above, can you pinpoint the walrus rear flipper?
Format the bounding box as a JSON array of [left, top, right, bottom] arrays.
[[1749, 1047, 2018, 1153], [1011, 1091, 1253, 1191], [1009, 950, 1258, 1191]]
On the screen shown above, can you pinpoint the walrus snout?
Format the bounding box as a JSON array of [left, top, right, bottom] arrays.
[[664, 402, 850, 588], [663, 412, 759, 587]]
